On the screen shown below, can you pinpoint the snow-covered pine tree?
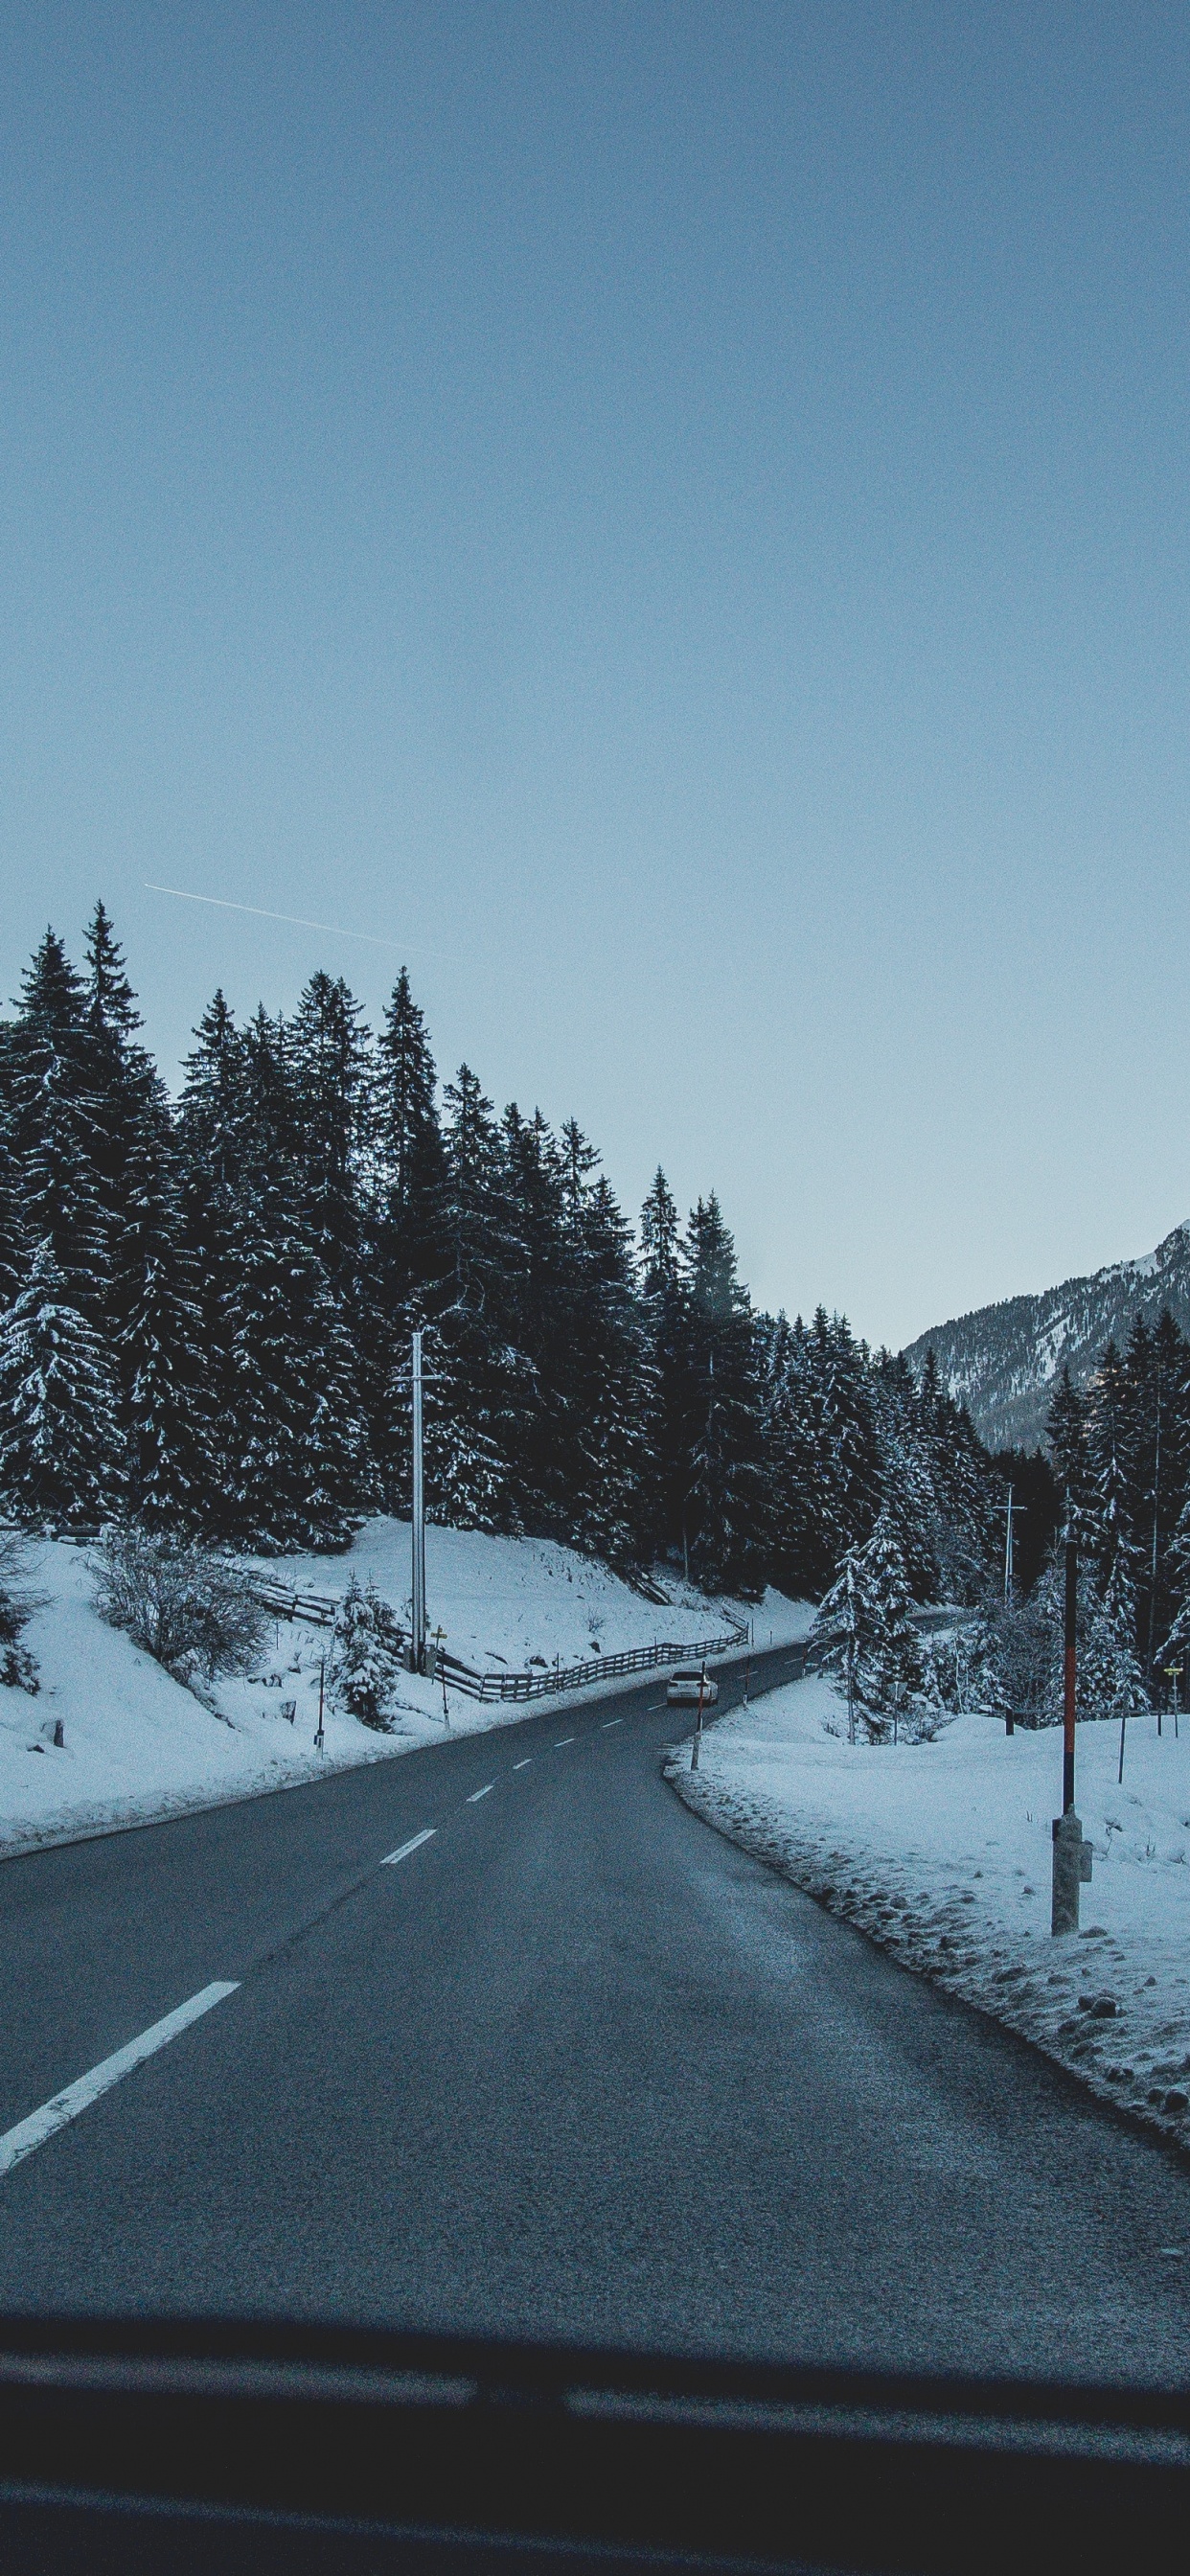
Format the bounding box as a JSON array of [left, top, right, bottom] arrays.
[[434, 1066, 522, 1529], [177, 990, 248, 1193], [81, 903, 172, 1343], [8, 930, 107, 1311], [288, 972, 373, 1301], [363, 969, 450, 1505], [680, 1194, 767, 1595], [565, 1175, 654, 1564], [817, 1506, 922, 1733], [112, 1135, 211, 1528], [0, 1097, 28, 1309], [810, 1307, 881, 1576], [330, 1574, 402, 1728], [1045, 1366, 1090, 1532], [1081, 1550, 1149, 1730], [1084, 1339, 1132, 1585], [496, 1102, 565, 1528], [638, 1167, 686, 1568], [217, 1181, 374, 1549], [0, 1241, 122, 1527]]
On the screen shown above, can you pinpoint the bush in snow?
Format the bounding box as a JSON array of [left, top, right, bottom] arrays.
[[0, 1528, 41, 1693], [91, 1526, 266, 1687], [330, 1575, 403, 1729]]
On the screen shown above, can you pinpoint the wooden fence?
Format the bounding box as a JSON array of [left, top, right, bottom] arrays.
[[249, 1575, 747, 1701]]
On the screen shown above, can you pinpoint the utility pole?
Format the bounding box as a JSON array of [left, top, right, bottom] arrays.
[[846, 1558, 857, 1746], [1051, 1504, 1091, 1933], [1147, 1363, 1162, 1686], [1063, 1530, 1076, 1815], [998, 1485, 1027, 1604], [411, 1327, 426, 1676]]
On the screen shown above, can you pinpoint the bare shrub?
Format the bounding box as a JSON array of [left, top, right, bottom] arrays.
[[91, 1527, 267, 1687]]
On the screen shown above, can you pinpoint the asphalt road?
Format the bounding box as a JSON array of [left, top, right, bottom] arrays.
[[1, 1642, 1189, 2382]]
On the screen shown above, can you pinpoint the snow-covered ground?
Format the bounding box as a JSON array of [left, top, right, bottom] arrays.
[[669, 1674, 1190, 2146], [0, 1523, 810, 1861]]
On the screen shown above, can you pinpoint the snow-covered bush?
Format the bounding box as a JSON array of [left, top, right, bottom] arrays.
[[330, 1574, 403, 1729], [0, 1529, 41, 1693], [91, 1527, 266, 1686]]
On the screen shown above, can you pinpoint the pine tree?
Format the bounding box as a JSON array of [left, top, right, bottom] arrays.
[[177, 991, 247, 1193], [8, 930, 107, 1308], [1046, 1366, 1090, 1532], [112, 1136, 211, 1527], [0, 1241, 122, 1527], [364, 970, 450, 1504], [0, 1097, 28, 1308], [331, 1574, 402, 1728], [434, 1067, 523, 1529], [638, 1169, 686, 1566], [679, 1194, 767, 1595], [566, 1175, 653, 1563], [817, 1507, 922, 1729], [288, 971, 373, 1300], [80, 902, 173, 1342], [1082, 1551, 1149, 1728], [217, 1182, 374, 1549]]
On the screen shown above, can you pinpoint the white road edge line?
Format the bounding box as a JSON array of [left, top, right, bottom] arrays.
[[0, 1981, 240, 2181], [468, 1783, 493, 1802], [381, 1828, 437, 1866]]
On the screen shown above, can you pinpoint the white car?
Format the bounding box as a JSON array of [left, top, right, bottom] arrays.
[[665, 1667, 719, 1707]]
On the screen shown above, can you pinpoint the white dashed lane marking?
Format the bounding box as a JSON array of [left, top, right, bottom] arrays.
[[513, 1759, 533, 1770], [602, 1718, 624, 1729], [467, 1784, 493, 1803], [0, 1983, 240, 2180], [555, 1736, 576, 1748], [381, 1829, 436, 1866]]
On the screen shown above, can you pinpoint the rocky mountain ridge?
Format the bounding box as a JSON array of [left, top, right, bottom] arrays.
[[902, 1221, 1190, 1452]]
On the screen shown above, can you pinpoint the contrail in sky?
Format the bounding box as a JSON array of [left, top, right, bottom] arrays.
[[144, 882, 427, 957]]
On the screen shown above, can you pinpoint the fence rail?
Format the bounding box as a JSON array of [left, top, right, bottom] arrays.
[[249, 1576, 747, 1700], [436, 1627, 747, 1703], [249, 1579, 343, 1633]]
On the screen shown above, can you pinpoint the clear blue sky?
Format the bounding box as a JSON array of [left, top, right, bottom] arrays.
[[2, 2, 1188, 1349]]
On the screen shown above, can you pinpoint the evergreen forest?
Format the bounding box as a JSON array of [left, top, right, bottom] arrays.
[[0, 908, 1013, 1600]]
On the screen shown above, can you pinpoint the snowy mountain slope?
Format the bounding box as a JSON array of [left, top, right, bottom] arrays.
[[0, 1528, 812, 1861], [671, 1675, 1190, 2146], [902, 1220, 1190, 1450]]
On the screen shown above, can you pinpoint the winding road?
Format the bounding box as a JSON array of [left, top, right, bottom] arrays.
[[1, 1644, 1189, 2381]]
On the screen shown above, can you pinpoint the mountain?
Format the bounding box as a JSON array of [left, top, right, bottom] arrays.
[[902, 1222, 1190, 1453]]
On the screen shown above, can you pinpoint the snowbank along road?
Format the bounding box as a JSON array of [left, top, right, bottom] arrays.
[[1, 1639, 1189, 2381]]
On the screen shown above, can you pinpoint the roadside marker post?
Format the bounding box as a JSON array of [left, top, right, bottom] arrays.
[[1166, 1665, 1182, 1741], [690, 1665, 706, 1773], [315, 1656, 325, 1751]]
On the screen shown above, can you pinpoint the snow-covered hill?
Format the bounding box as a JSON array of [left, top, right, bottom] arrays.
[[0, 1524, 812, 1860], [902, 1220, 1190, 1451]]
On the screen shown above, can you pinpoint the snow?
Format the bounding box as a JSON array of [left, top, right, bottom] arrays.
[[0, 1525, 811, 1861], [254, 1519, 812, 1671], [670, 1674, 1190, 2144]]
